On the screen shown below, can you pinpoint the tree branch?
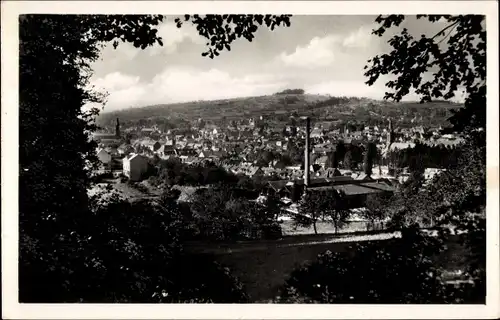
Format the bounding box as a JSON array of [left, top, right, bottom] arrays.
[[430, 20, 460, 41], [437, 22, 459, 45]]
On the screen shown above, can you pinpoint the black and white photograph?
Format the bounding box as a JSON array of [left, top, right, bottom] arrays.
[[2, 1, 499, 319]]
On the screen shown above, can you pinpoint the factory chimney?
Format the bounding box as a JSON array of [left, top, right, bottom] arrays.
[[304, 116, 311, 187], [115, 118, 121, 138]]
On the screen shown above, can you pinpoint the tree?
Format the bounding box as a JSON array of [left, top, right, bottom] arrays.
[[363, 193, 392, 231], [364, 14, 486, 301], [295, 192, 322, 234], [276, 227, 452, 303], [325, 151, 337, 168], [363, 142, 378, 175], [295, 190, 349, 235], [320, 191, 350, 234], [343, 150, 354, 170], [364, 15, 485, 134], [20, 14, 291, 302]]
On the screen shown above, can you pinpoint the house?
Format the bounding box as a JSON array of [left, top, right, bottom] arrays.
[[92, 132, 120, 142], [177, 148, 197, 157], [117, 143, 134, 156], [310, 128, 324, 139], [199, 150, 227, 159], [104, 146, 119, 156], [354, 173, 374, 181], [157, 145, 178, 157], [96, 148, 112, 167], [98, 138, 122, 147], [321, 167, 343, 178], [314, 155, 329, 168], [122, 153, 149, 181], [144, 140, 162, 152], [247, 166, 264, 178], [141, 128, 155, 135], [180, 156, 198, 164], [165, 139, 176, 146], [135, 139, 161, 152], [389, 142, 416, 151]]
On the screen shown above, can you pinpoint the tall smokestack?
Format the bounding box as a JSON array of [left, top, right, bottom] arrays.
[[304, 117, 311, 187], [115, 118, 121, 138]]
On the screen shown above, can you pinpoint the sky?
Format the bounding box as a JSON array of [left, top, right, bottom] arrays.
[[89, 15, 464, 112]]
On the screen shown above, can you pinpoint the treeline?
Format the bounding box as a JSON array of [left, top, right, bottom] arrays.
[[148, 158, 239, 187], [274, 89, 305, 95], [147, 157, 279, 190], [386, 142, 462, 170], [185, 185, 282, 242]]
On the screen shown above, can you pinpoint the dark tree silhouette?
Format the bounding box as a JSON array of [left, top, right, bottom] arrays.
[[363, 142, 378, 175], [276, 227, 451, 303], [363, 14, 486, 303], [282, 14, 487, 305], [325, 151, 337, 168], [364, 15, 485, 134], [343, 150, 354, 170], [19, 14, 291, 302], [295, 190, 349, 235]]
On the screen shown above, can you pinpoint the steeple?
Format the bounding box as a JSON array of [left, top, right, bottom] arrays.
[[115, 118, 121, 138], [386, 118, 395, 175], [387, 118, 394, 145]]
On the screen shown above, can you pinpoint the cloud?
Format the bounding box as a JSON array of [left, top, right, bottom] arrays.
[[146, 22, 205, 56], [279, 35, 339, 68], [278, 25, 376, 68], [89, 68, 288, 111], [97, 21, 205, 63], [342, 25, 375, 48], [91, 72, 140, 91]]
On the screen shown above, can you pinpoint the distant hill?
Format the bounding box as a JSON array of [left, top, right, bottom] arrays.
[[96, 94, 463, 129]]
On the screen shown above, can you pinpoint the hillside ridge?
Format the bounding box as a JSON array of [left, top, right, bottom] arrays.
[[96, 93, 462, 128]]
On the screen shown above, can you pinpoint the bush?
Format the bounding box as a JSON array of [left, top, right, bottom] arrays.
[[92, 171, 114, 183], [276, 227, 451, 303], [20, 193, 249, 303], [133, 183, 149, 194]]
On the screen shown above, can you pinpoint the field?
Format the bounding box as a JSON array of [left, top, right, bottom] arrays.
[[280, 219, 381, 235], [186, 234, 470, 302], [89, 179, 474, 302]]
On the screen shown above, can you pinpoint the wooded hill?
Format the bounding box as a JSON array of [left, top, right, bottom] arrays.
[[96, 93, 463, 129]]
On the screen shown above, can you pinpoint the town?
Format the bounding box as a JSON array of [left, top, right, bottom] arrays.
[[15, 11, 489, 310], [93, 103, 462, 215], [92, 96, 463, 241]]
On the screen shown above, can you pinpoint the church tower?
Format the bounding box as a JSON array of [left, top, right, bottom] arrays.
[[386, 118, 395, 175], [387, 118, 394, 147], [115, 118, 121, 138]]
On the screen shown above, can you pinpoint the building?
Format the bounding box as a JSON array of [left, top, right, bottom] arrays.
[[142, 140, 162, 152], [122, 153, 149, 181], [96, 148, 112, 168], [117, 143, 134, 156]]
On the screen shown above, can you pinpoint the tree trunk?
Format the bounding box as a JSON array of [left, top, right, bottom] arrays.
[[313, 221, 318, 235]]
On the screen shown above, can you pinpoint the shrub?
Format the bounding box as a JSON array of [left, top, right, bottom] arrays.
[[276, 227, 451, 303]]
